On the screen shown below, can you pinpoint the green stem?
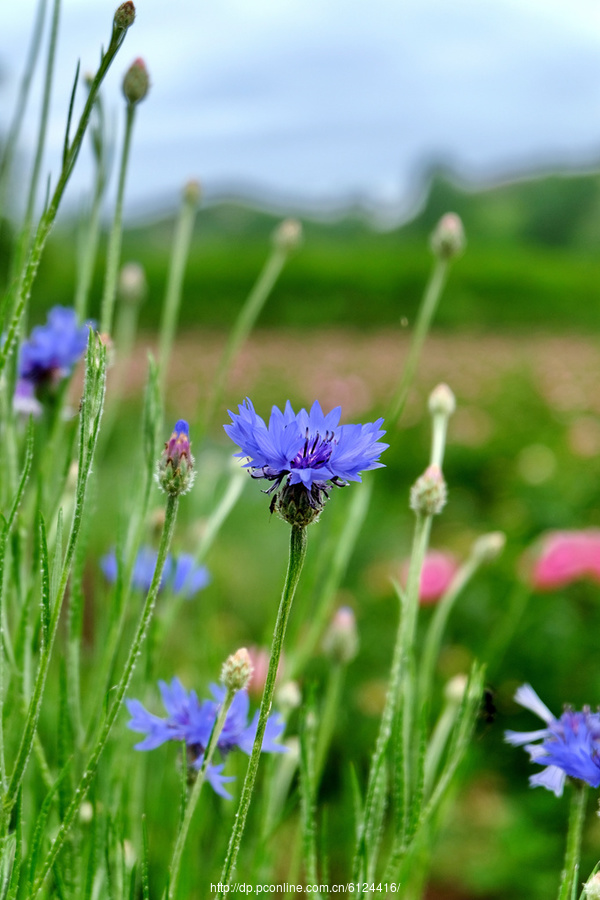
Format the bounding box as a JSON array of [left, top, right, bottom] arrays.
[[201, 246, 288, 431], [159, 184, 200, 392], [288, 482, 371, 680], [0, 15, 131, 378], [167, 685, 236, 900], [558, 781, 588, 900], [417, 554, 480, 712], [3, 335, 107, 821], [32, 494, 180, 897], [0, 0, 48, 214], [218, 524, 308, 894], [386, 258, 448, 426], [74, 105, 107, 322], [100, 102, 136, 335], [352, 513, 432, 885], [314, 662, 344, 784]]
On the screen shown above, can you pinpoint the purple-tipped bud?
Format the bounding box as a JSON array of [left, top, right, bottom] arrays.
[[123, 57, 149, 106], [114, 1, 136, 31], [272, 218, 303, 253], [156, 420, 195, 496], [430, 213, 465, 260], [221, 648, 253, 693], [322, 606, 359, 664], [410, 464, 447, 516]]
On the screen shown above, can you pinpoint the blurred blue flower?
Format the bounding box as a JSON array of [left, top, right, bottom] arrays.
[[101, 547, 209, 598], [505, 684, 600, 796], [19, 306, 91, 386], [126, 678, 286, 798], [224, 398, 388, 513]]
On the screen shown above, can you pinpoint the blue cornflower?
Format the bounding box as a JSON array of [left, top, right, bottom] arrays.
[[19, 306, 91, 386], [224, 399, 388, 524], [101, 547, 210, 598], [126, 678, 286, 799], [505, 684, 600, 796]]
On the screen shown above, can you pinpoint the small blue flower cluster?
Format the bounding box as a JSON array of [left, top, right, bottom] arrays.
[[15, 306, 92, 415], [101, 547, 210, 598], [127, 678, 286, 797], [505, 684, 600, 796]]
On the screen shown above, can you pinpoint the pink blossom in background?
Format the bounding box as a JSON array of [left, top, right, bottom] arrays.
[[402, 550, 459, 605], [246, 646, 285, 699], [528, 529, 600, 591]]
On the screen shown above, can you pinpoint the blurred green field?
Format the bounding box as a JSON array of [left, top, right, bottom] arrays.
[[10, 168, 600, 333]]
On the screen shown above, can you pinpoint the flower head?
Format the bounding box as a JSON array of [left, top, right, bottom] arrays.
[[505, 683, 600, 796], [126, 678, 286, 799], [224, 399, 388, 525], [101, 546, 209, 598], [15, 306, 92, 411]]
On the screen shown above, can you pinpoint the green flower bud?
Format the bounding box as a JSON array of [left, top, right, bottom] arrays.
[[114, 2, 136, 32], [410, 464, 447, 516], [123, 57, 149, 106], [156, 420, 195, 496], [430, 212, 465, 260], [221, 648, 253, 693]]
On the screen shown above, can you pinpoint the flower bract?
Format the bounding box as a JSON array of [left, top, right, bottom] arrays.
[[505, 683, 600, 796], [126, 678, 286, 798]]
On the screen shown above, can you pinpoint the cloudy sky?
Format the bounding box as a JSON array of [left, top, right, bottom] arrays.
[[1, 0, 600, 223]]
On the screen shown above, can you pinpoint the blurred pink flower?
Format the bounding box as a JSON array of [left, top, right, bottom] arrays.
[[528, 529, 600, 591], [246, 646, 285, 699], [401, 550, 459, 605]]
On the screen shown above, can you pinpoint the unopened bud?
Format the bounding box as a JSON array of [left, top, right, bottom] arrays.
[[444, 674, 468, 705], [114, 2, 135, 32], [156, 420, 196, 496], [410, 464, 447, 516], [118, 262, 147, 304], [123, 58, 149, 106], [221, 647, 253, 692], [428, 383, 456, 418], [273, 218, 302, 253], [183, 179, 201, 205], [322, 606, 359, 664], [472, 531, 506, 564], [430, 213, 465, 260], [584, 873, 600, 899]]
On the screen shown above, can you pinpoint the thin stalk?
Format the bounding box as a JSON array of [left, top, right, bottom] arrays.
[[158, 184, 200, 393], [288, 482, 371, 680], [167, 685, 236, 899], [74, 94, 107, 322], [352, 512, 432, 885], [315, 663, 344, 783], [32, 494, 180, 897], [558, 782, 588, 900], [0, 14, 132, 379], [0, 0, 48, 213], [484, 583, 530, 679], [218, 524, 308, 894], [386, 258, 448, 427], [100, 103, 136, 335], [20, 0, 62, 263], [3, 335, 107, 821], [417, 554, 480, 711], [201, 245, 289, 431]]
